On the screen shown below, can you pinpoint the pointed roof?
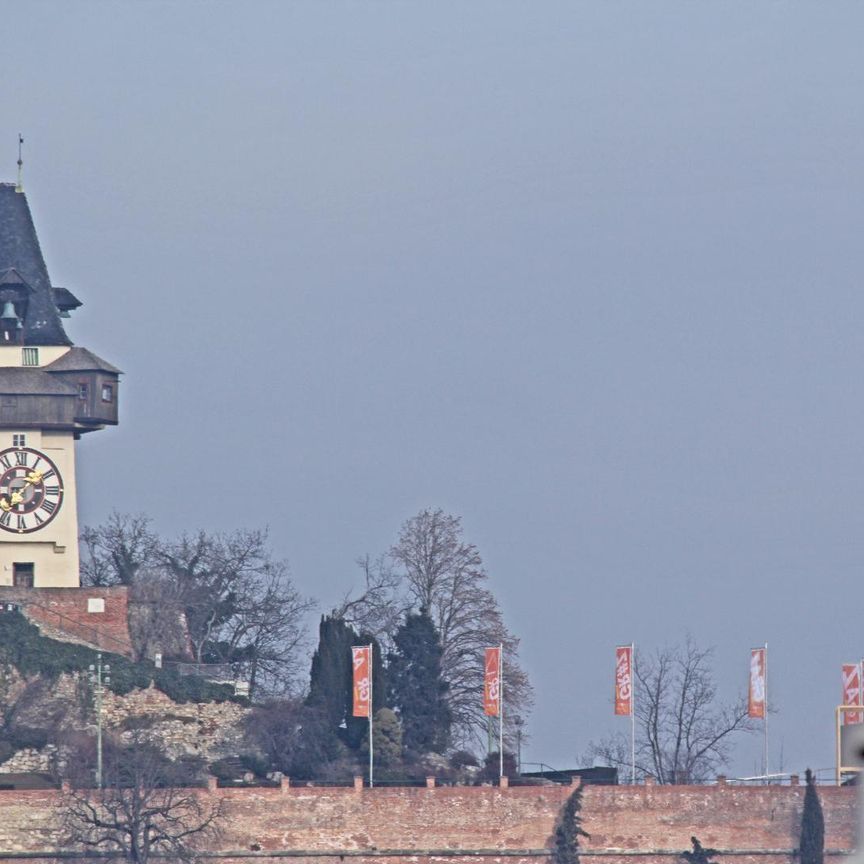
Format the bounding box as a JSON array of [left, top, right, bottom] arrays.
[[0, 183, 71, 345], [0, 267, 34, 291], [44, 346, 122, 375]]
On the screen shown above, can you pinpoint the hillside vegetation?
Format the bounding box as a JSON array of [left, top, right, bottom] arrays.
[[0, 611, 238, 704]]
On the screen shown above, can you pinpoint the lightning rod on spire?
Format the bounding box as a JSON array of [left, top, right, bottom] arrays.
[[16, 134, 23, 193]]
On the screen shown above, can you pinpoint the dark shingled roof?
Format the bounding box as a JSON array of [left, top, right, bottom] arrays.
[[0, 183, 71, 346], [52, 285, 82, 310], [0, 267, 34, 290], [44, 346, 122, 375], [0, 367, 78, 396]]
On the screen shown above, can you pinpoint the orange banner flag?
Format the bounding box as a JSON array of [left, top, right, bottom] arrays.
[[615, 645, 633, 716], [842, 663, 862, 725], [352, 645, 371, 718], [484, 647, 501, 717], [749, 647, 766, 719]]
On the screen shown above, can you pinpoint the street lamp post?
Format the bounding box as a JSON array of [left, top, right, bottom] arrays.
[[514, 716, 524, 775], [88, 653, 111, 788]]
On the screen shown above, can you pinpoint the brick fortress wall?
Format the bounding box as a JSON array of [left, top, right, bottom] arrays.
[[0, 585, 132, 655], [0, 780, 855, 863]]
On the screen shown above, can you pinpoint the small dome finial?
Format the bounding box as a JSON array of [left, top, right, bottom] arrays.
[[15, 134, 23, 193]]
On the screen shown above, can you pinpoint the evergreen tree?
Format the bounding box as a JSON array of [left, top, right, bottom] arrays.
[[307, 615, 356, 727], [361, 707, 403, 767], [553, 786, 589, 864], [800, 769, 824, 864], [681, 837, 719, 864], [388, 609, 452, 754], [306, 615, 387, 751]]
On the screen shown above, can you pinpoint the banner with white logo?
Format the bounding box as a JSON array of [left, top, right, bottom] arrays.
[[749, 647, 766, 719], [615, 645, 633, 716]]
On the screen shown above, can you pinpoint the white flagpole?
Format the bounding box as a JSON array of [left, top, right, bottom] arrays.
[[499, 643, 504, 780], [763, 642, 768, 780], [631, 642, 636, 784], [369, 643, 374, 788]]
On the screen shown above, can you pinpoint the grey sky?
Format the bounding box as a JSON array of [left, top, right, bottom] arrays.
[[3, 1, 863, 777]]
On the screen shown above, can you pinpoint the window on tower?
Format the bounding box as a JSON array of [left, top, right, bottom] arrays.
[[12, 434, 25, 447], [22, 347, 38, 367], [101, 383, 114, 403]]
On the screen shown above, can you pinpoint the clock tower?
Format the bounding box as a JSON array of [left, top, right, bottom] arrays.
[[0, 182, 120, 587]]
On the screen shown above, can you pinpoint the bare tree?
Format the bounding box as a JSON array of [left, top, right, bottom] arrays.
[[128, 573, 192, 663], [61, 735, 221, 864], [159, 528, 314, 698], [80, 512, 159, 587], [80, 516, 315, 699], [225, 565, 314, 697], [586, 639, 755, 783], [389, 509, 532, 749], [332, 554, 406, 647]]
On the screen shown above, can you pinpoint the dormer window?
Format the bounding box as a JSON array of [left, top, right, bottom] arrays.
[[22, 347, 38, 366]]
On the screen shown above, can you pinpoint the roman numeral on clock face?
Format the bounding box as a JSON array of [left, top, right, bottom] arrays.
[[0, 447, 64, 534]]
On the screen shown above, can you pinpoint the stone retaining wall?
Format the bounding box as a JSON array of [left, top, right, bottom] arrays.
[[0, 780, 855, 863]]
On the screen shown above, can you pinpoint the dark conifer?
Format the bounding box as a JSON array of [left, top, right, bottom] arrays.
[[800, 769, 824, 864], [387, 608, 452, 754], [306, 615, 386, 750], [307, 615, 356, 727], [553, 785, 590, 864]]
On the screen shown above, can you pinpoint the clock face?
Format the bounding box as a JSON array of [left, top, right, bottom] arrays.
[[0, 447, 64, 534]]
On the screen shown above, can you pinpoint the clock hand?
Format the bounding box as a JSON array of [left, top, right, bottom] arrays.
[[0, 470, 44, 510]]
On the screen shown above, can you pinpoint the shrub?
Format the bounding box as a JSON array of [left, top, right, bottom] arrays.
[[450, 749, 479, 769], [0, 612, 237, 705], [7, 726, 49, 751]]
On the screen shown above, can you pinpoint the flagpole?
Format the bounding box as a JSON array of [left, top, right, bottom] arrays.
[[763, 642, 768, 780], [369, 643, 374, 789], [499, 643, 504, 781], [631, 642, 636, 784]]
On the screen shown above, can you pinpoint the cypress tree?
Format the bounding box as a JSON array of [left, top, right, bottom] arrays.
[[307, 615, 356, 728], [387, 609, 451, 755], [553, 785, 590, 864], [306, 615, 387, 751], [800, 769, 824, 864]]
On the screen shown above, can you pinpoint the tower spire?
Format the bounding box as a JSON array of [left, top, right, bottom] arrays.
[[15, 134, 23, 193]]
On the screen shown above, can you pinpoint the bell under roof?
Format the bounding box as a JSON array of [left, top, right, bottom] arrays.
[[0, 183, 71, 346]]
